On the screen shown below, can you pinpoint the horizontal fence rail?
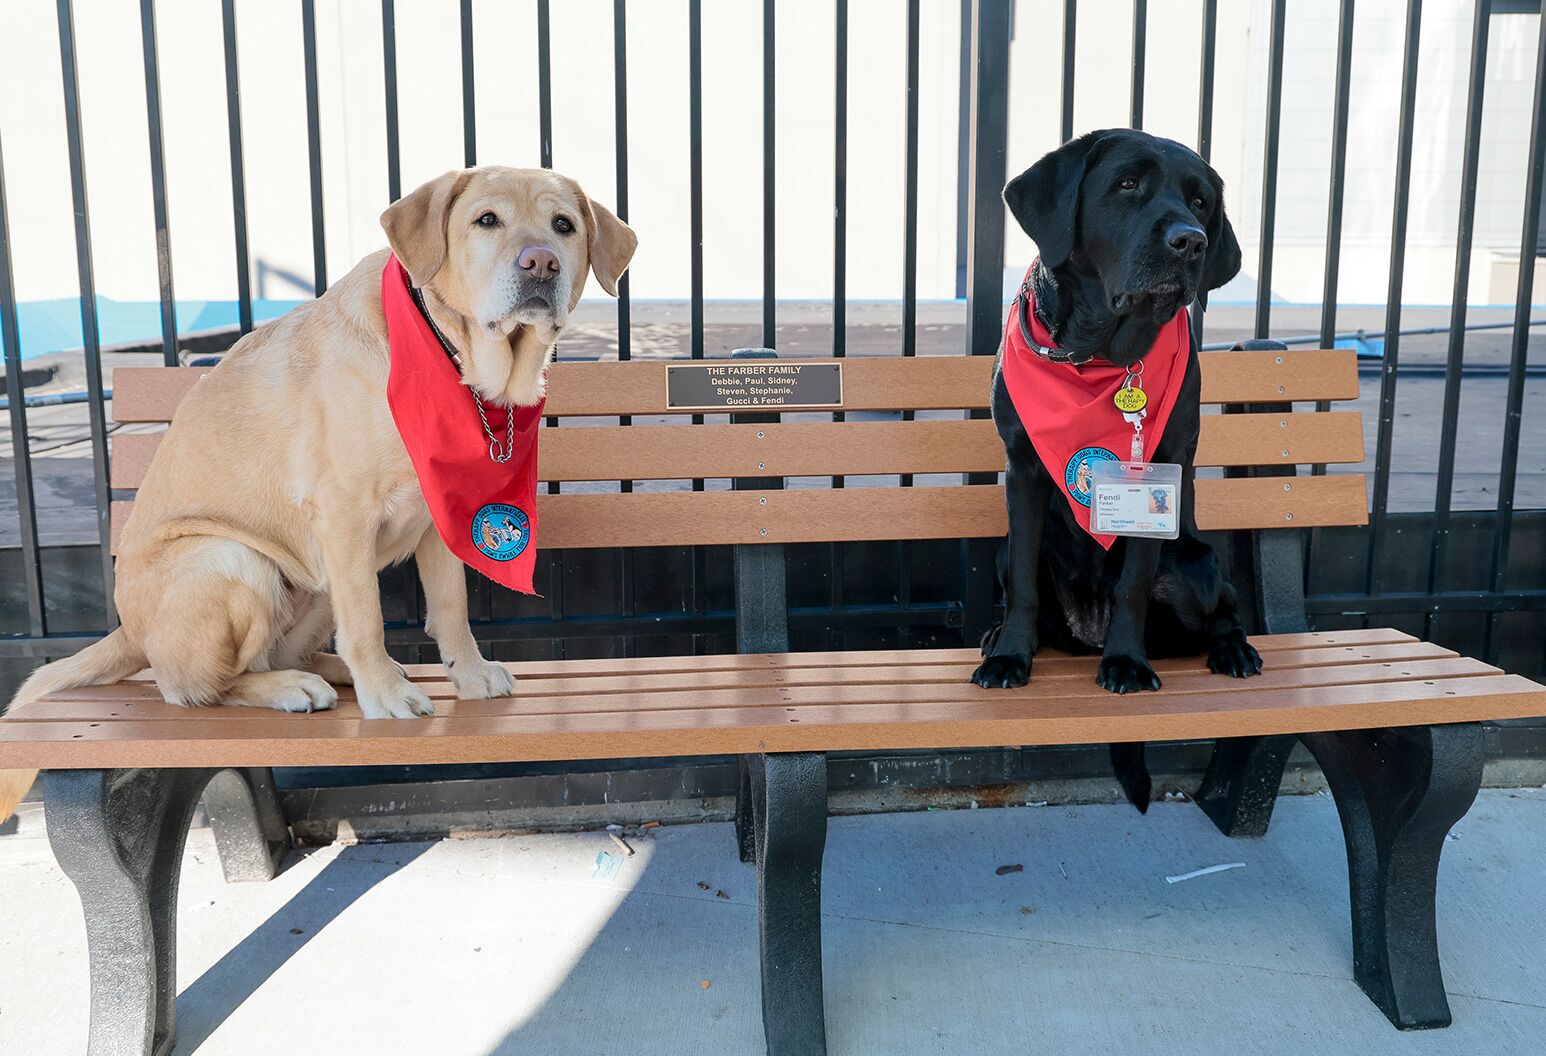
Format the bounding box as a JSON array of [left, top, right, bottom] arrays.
[[1, 0, 1544, 697]]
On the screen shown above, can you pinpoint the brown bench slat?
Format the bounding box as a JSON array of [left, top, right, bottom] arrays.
[[110, 486, 1007, 553], [14, 654, 1492, 724], [89, 628, 1419, 683], [1199, 347, 1359, 404], [20, 641, 1466, 713], [108, 475, 1368, 554], [111, 411, 1366, 489], [1194, 474, 1368, 530], [111, 350, 1359, 426], [110, 487, 1006, 553], [1193, 411, 1364, 467], [3, 673, 1541, 769]]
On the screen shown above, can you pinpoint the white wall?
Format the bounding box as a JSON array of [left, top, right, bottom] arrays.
[[0, 0, 1538, 311]]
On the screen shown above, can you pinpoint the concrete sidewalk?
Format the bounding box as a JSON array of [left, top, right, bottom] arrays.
[[2, 790, 1545, 1055]]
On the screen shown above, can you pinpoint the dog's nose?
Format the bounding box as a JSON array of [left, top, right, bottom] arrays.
[[518, 245, 560, 278], [1166, 225, 1208, 261]]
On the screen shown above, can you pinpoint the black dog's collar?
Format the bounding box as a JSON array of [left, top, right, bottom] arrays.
[[1015, 277, 1088, 364]]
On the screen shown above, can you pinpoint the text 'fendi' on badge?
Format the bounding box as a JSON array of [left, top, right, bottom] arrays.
[[665, 361, 844, 411]]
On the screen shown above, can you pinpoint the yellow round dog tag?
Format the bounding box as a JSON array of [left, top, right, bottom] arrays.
[[1113, 386, 1148, 413]]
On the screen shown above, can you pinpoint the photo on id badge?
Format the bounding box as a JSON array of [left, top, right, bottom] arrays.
[[1091, 461, 1181, 540]]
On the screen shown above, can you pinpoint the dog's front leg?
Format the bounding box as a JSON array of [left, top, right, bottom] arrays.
[[319, 521, 434, 719], [415, 530, 516, 699], [971, 459, 1051, 689], [1097, 538, 1164, 694]]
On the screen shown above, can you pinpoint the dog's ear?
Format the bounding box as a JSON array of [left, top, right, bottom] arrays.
[[1003, 131, 1107, 269], [1200, 204, 1242, 297], [581, 195, 637, 297], [380, 169, 474, 288]]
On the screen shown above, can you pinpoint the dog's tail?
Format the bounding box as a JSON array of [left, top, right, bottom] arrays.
[[0, 629, 145, 823], [1109, 742, 1151, 814]]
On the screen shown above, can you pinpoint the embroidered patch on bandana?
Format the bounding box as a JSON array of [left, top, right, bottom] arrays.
[[1065, 447, 1119, 507], [472, 503, 531, 561]]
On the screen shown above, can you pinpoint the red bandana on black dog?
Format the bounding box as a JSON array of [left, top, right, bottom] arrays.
[[1000, 264, 1190, 550], [382, 254, 543, 595]]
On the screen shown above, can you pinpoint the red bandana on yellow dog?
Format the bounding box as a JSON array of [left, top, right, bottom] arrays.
[[382, 253, 543, 594]]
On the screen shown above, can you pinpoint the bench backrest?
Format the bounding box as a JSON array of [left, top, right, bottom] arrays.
[[107, 348, 1366, 554]]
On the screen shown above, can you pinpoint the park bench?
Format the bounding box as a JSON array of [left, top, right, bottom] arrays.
[[2, 345, 1545, 1056]]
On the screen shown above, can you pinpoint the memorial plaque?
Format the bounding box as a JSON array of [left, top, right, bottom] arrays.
[[665, 361, 843, 411]]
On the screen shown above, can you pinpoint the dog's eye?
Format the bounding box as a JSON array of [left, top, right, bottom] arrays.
[[1118, 177, 1139, 191], [1191, 196, 1208, 211], [552, 216, 574, 235], [476, 212, 500, 228]]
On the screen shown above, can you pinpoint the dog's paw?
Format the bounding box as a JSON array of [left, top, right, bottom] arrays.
[[1207, 637, 1263, 679], [357, 679, 436, 719], [449, 657, 516, 700], [267, 672, 338, 713], [1096, 654, 1162, 694], [979, 622, 1004, 658], [970, 654, 1030, 689]]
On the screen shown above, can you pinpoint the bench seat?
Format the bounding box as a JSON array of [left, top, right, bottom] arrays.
[[3, 630, 1542, 770], [11, 346, 1545, 1056]]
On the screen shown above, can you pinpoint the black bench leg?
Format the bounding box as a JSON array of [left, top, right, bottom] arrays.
[[204, 767, 291, 882], [749, 752, 828, 1056], [45, 767, 216, 1056], [1300, 724, 1483, 1030], [1195, 734, 1295, 837], [735, 754, 757, 864]]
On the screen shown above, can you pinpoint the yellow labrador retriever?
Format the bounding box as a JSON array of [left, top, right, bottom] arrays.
[[0, 167, 635, 819]]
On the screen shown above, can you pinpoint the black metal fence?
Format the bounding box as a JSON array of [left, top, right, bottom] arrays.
[[3, 0, 1546, 697]]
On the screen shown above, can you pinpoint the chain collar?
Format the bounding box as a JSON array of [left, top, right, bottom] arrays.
[[1016, 275, 1092, 365], [408, 284, 516, 464]]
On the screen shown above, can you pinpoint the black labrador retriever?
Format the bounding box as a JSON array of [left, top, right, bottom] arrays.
[[969, 129, 1263, 809]]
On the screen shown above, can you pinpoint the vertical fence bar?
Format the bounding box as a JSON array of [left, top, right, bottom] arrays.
[[0, 133, 46, 639], [895, 0, 923, 644], [688, 0, 705, 651], [1253, 0, 1286, 341], [56, 0, 117, 624], [139, 0, 177, 365], [762, 0, 776, 348], [1425, 0, 1490, 637], [834, 0, 847, 364], [830, 0, 849, 641], [965, 0, 1011, 361], [460, 0, 476, 167], [1486, 8, 1546, 660], [1196, 0, 1216, 161], [615, 0, 631, 369], [1365, 0, 1423, 603], [382, 0, 401, 202], [1130, 0, 1146, 129], [533, 0, 560, 650], [1191, 0, 1217, 345], [954, 0, 971, 299], [963, 0, 1013, 643], [1309, 0, 1355, 484], [689, 1, 704, 365], [538, 0, 553, 169], [301, 0, 328, 295], [1060, 0, 1076, 143], [613, 0, 635, 654], [903, 0, 921, 367], [220, 0, 252, 335]]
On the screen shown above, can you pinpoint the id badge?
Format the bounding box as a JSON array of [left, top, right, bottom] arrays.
[[1090, 461, 1181, 540]]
